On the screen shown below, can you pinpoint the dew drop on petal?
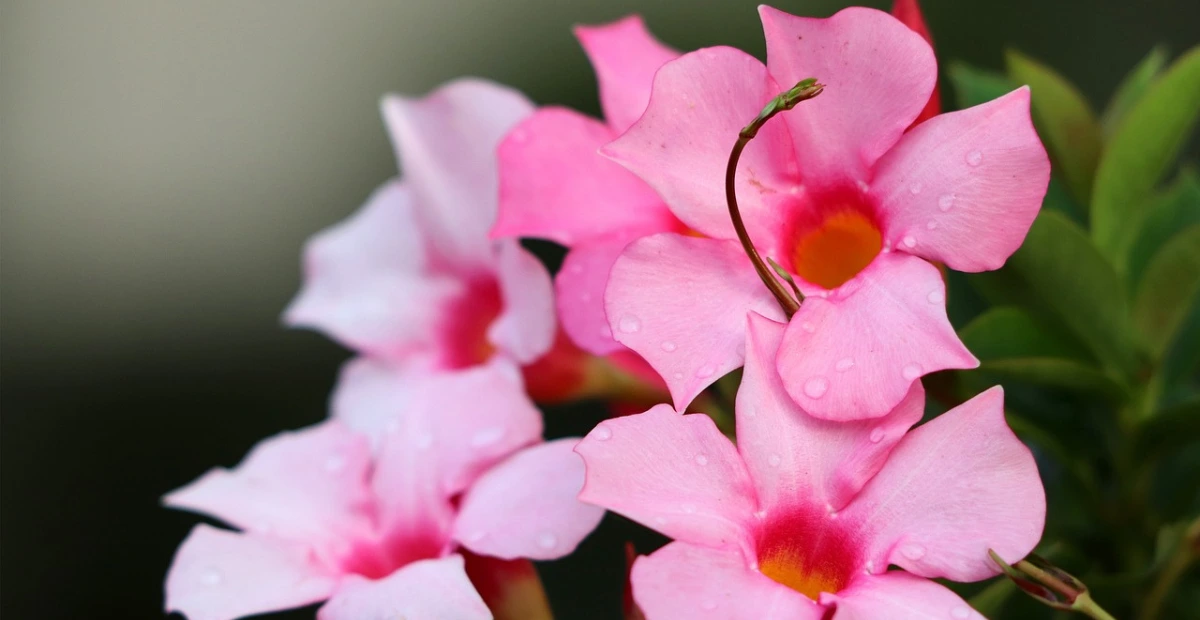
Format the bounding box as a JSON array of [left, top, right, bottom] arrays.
[[579, 291, 592, 302], [801, 322, 816, 333], [568, 262, 584, 275], [618, 315, 642, 334], [654, 516, 669, 526], [323, 455, 346, 473], [901, 543, 927, 560], [903, 235, 917, 248], [909, 182, 923, 195], [701, 601, 718, 611], [681, 503, 697, 514], [835, 357, 855, 372], [537, 532, 558, 550], [966, 150, 983, 166], [869, 428, 885, 443], [694, 453, 709, 466], [696, 364, 716, 379], [927, 289, 945, 304], [592, 424, 612, 441], [926, 220, 938, 230], [470, 427, 505, 448], [599, 325, 613, 339], [384, 419, 400, 434], [902, 363, 922, 380], [768, 454, 782, 468], [467, 530, 487, 543], [200, 567, 223, 586], [660, 340, 677, 352], [672, 371, 684, 380], [804, 376, 829, 398], [951, 607, 972, 619], [938, 194, 955, 212]]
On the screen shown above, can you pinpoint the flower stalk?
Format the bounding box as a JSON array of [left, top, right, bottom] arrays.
[[988, 549, 1118, 620]]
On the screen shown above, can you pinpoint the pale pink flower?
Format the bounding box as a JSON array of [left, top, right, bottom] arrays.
[[602, 6, 1050, 419], [285, 79, 555, 372], [164, 360, 603, 620], [491, 15, 682, 357], [575, 313, 1045, 619]]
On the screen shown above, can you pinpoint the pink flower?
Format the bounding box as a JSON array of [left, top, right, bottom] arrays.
[[285, 79, 555, 373], [491, 15, 682, 357], [164, 360, 604, 620], [602, 6, 1050, 419], [575, 313, 1046, 619]]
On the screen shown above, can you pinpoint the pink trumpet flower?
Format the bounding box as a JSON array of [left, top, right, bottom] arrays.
[[164, 360, 604, 620], [602, 6, 1050, 419], [284, 79, 555, 375], [576, 313, 1046, 619], [492, 15, 683, 357]]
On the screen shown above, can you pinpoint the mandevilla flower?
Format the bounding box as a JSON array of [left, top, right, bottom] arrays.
[[576, 313, 1046, 619], [164, 360, 603, 619], [602, 6, 1050, 419], [285, 79, 555, 374], [493, 15, 681, 359]]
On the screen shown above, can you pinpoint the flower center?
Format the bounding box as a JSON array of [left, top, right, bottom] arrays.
[[789, 204, 882, 290], [441, 276, 502, 368], [755, 509, 858, 601]]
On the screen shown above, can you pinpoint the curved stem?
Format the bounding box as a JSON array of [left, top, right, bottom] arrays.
[[725, 78, 824, 319], [1140, 517, 1200, 620]]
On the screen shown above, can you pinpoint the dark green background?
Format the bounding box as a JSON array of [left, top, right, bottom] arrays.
[[2, 0, 1197, 617]]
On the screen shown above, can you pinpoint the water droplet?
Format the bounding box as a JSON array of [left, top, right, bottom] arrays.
[[768, 454, 782, 467], [414, 431, 434, 450], [951, 606, 972, 619], [801, 322, 816, 333], [568, 262, 584, 275], [200, 567, 223, 586], [835, 357, 855, 372], [909, 182, 923, 195], [537, 532, 558, 550], [654, 516, 669, 526], [694, 453, 709, 466], [869, 428, 885, 443], [672, 371, 684, 380], [470, 427, 505, 447], [599, 325, 612, 339], [901, 543, 927, 560], [681, 503, 697, 514], [902, 363, 922, 380], [903, 235, 917, 248], [618, 315, 642, 334], [579, 291, 592, 302], [856, 180, 870, 192], [592, 424, 612, 441], [938, 194, 955, 211], [324, 455, 346, 473], [695, 364, 716, 379], [966, 150, 983, 166], [467, 530, 487, 543], [926, 220, 938, 230], [384, 419, 400, 434], [927, 289, 945, 304], [804, 376, 829, 398], [701, 600, 718, 611], [660, 340, 677, 352]]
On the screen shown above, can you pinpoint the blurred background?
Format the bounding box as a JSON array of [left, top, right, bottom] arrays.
[[2, 0, 1197, 617]]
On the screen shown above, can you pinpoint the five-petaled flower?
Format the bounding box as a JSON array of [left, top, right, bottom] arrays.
[[164, 360, 604, 620], [602, 6, 1050, 420], [576, 313, 1046, 619]]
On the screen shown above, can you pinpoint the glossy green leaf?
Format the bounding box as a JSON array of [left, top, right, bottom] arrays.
[[1133, 224, 1200, 359], [1124, 168, 1200, 286], [1134, 397, 1200, 461], [979, 359, 1127, 401], [1092, 46, 1200, 258], [1102, 46, 1169, 136], [1007, 50, 1104, 207], [959, 306, 1093, 362], [947, 62, 1015, 110]]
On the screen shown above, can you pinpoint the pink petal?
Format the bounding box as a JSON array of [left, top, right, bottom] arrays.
[[631, 542, 824, 620], [318, 555, 490, 620], [739, 313, 924, 513], [606, 234, 784, 410], [601, 47, 797, 244], [381, 79, 532, 266], [869, 88, 1049, 272], [576, 15, 680, 133], [777, 252, 977, 420], [493, 108, 674, 247], [846, 387, 1046, 582], [454, 439, 604, 561], [575, 404, 758, 550], [825, 571, 982, 620], [556, 237, 633, 355], [164, 421, 375, 549], [759, 6, 936, 184], [283, 180, 463, 362], [488, 240, 556, 364], [165, 525, 338, 620]]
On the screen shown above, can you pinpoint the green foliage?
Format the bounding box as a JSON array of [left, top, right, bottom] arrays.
[[947, 62, 1015, 109], [1124, 169, 1200, 287], [1091, 46, 1200, 260], [1007, 50, 1104, 207], [1133, 225, 1200, 360], [1102, 47, 1169, 136]]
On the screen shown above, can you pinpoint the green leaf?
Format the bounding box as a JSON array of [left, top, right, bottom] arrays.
[[1092, 46, 1200, 258], [947, 62, 1015, 110], [1102, 46, 1169, 136], [1124, 168, 1200, 287], [974, 211, 1141, 378], [1006, 50, 1104, 207], [959, 306, 1093, 361], [1134, 397, 1200, 461], [981, 359, 1127, 401], [1133, 224, 1200, 359]]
